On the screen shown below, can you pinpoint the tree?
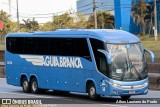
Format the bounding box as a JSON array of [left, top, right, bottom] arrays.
[[20, 18, 39, 32], [52, 13, 74, 30], [0, 10, 14, 43], [131, 0, 151, 35], [40, 21, 54, 31], [87, 11, 114, 29], [40, 13, 88, 31], [9, 21, 18, 33], [72, 13, 88, 29]]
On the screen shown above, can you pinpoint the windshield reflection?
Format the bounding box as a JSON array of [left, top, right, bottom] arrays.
[[106, 43, 147, 81]]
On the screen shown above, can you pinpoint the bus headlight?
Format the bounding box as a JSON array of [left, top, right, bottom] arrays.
[[112, 83, 121, 88], [143, 82, 148, 87], [107, 81, 121, 88]]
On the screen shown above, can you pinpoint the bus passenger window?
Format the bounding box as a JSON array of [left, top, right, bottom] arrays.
[[23, 38, 35, 54], [63, 39, 76, 56], [6, 37, 16, 53], [6, 37, 24, 54], [75, 39, 92, 61], [48, 38, 63, 55], [35, 38, 48, 55]]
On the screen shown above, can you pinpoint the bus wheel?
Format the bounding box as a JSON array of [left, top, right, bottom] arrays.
[[31, 78, 39, 94], [22, 77, 30, 93], [121, 96, 131, 100], [88, 83, 98, 100]]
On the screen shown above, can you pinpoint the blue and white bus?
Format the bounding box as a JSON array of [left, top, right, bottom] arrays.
[[5, 29, 154, 100]]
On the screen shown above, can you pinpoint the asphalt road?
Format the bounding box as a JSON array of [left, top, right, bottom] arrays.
[[0, 78, 160, 107]]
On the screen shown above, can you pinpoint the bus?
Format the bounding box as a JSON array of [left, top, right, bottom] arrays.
[[5, 29, 154, 100]]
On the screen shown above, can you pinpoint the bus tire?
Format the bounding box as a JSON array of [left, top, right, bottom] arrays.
[[31, 78, 39, 94], [21, 77, 30, 93], [88, 83, 99, 100], [121, 96, 131, 100]]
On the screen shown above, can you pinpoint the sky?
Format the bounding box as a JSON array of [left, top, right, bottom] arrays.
[[0, 0, 77, 23]]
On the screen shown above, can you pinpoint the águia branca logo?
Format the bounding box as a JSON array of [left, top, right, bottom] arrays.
[[20, 55, 83, 68]]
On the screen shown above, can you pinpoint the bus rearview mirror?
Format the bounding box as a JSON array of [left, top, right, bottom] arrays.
[[144, 49, 155, 63], [98, 49, 112, 64]]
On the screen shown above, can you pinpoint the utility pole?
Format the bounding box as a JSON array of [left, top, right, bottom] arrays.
[[16, 0, 20, 32], [93, 0, 97, 29], [8, 0, 11, 18], [154, 0, 158, 41]]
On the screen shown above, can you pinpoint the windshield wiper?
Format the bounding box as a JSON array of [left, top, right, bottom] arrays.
[[129, 59, 142, 80]]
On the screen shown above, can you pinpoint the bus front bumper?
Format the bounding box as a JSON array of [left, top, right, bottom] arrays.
[[105, 81, 148, 96]]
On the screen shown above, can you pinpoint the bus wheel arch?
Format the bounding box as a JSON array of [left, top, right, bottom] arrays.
[[86, 80, 99, 100], [20, 75, 30, 93]]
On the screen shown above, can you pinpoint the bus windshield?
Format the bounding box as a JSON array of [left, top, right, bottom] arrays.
[[106, 43, 147, 81]]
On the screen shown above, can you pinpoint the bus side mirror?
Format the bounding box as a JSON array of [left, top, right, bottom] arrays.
[[98, 49, 112, 64], [144, 49, 155, 63]]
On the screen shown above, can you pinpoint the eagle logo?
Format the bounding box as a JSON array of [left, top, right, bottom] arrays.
[[20, 55, 44, 66]]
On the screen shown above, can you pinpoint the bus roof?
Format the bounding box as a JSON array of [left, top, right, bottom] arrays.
[[6, 29, 140, 43]]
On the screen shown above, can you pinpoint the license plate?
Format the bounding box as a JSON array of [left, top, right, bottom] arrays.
[[129, 91, 135, 94]]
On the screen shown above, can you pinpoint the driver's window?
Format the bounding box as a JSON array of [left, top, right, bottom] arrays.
[[99, 52, 108, 75], [90, 38, 109, 76]]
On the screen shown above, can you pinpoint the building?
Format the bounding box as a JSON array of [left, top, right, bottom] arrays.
[[114, 0, 160, 34], [76, 0, 114, 19]]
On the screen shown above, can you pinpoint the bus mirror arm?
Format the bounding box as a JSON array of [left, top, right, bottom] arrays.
[[98, 49, 112, 64], [144, 49, 155, 63]]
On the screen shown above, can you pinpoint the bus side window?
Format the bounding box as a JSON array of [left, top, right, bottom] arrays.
[[48, 38, 62, 55], [62, 38, 76, 56], [6, 37, 16, 53], [90, 39, 108, 75], [76, 39, 92, 61], [23, 38, 35, 54], [99, 52, 108, 76], [35, 38, 48, 55], [6, 37, 24, 54]]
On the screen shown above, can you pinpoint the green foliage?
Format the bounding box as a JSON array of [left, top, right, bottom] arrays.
[[142, 41, 160, 63], [139, 35, 160, 41], [71, 13, 88, 29], [0, 10, 115, 39], [40, 13, 88, 31], [0, 10, 16, 43], [140, 35, 160, 62], [40, 21, 54, 31], [20, 18, 39, 32], [52, 13, 74, 29], [142, 41, 160, 50], [131, 0, 152, 35], [87, 11, 114, 29]]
